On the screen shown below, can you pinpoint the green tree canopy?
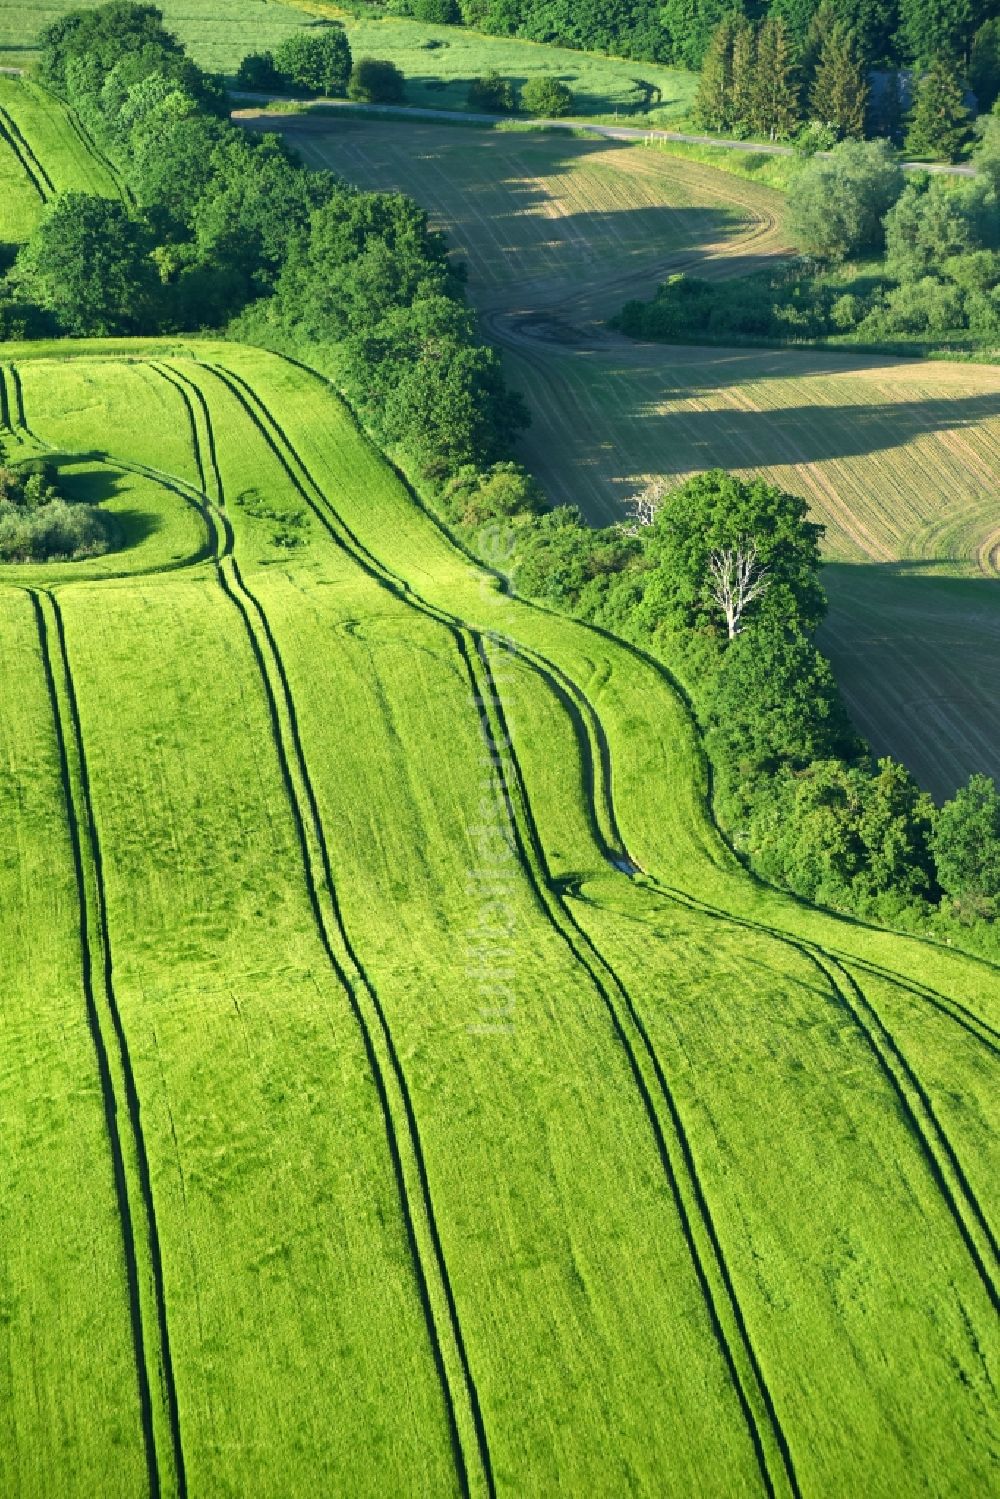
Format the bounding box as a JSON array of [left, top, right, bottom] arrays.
[[789, 138, 905, 258], [810, 21, 868, 138], [520, 75, 575, 116], [905, 57, 974, 161], [273, 26, 352, 97], [933, 773, 1000, 902], [636, 469, 827, 639], [899, 0, 975, 68], [661, 0, 745, 70], [12, 193, 160, 335], [348, 57, 406, 104]]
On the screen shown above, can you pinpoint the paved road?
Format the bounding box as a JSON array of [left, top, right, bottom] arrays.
[[233, 92, 977, 176]]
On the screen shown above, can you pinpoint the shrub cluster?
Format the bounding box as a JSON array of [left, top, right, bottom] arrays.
[[0, 462, 110, 563], [616, 136, 1000, 349]]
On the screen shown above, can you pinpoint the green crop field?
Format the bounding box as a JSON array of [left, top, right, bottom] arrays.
[[1, 1, 697, 116], [0, 339, 997, 1496], [268, 112, 1000, 799], [0, 73, 119, 251]]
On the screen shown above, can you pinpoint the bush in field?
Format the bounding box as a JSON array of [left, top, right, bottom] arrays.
[[520, 76, 575, 117], [467, 71, 518, 113], [12, 192, 161, 335], [273, 26, 352, 96], [0, 463, 110, 562], [789, 138, 905, 260], [235, 51, 283, 92], [348, 58, 405, 103]]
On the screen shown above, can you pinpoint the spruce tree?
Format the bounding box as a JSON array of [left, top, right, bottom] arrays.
[[692, 15, 737, 131], [810, 23, 868, 138], [730, 15, 756, 135], [751, 15, 801, 140], [801, 0, 838, 84], [905, 57, 973, 161]]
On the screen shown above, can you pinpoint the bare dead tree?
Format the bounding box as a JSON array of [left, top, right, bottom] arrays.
[[624, 478, 669, 533], [707, 538, 770, 638]]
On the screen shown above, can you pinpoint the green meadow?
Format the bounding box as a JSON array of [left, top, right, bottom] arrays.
[[0, 341, 996, 1496]]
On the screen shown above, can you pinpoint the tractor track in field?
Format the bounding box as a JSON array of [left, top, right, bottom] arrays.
[[205, 357, 800, 1499], [145, 359, 495, 1499], [496, 607, 1000, 1306], [26, 585, 186, 1499], [42, 83, 133, 204], [0, 101, 53, 199]]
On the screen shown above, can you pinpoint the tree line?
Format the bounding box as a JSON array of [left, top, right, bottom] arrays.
[[5, 3, 524, 477], [10, 4, 999, 949], [438, 463, 1000, 951], [692, 0, 992, 152], [365, 0, 998, 97]]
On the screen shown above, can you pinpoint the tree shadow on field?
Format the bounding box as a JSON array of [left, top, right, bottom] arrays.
[[820, 561, 1000, 799], [616, 388, 1000, 469], [252, 116, 788, 292]]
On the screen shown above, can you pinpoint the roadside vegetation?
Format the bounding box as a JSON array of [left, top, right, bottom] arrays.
[[617, 128, 1000, 354]]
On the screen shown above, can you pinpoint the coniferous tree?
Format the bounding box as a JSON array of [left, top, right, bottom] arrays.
[[801, 0, 838, 84], [810, 22, 868, 137], [969, 19, 1000, 111], [899, 0, 975, 70], [752, 15, 802, 139], [692, 14, 737, 130], [730, 15, 756, 134], [905, 56, 974, 160]]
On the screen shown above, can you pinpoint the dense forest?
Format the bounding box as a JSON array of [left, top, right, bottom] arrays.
[[378, 0, 996, 76]]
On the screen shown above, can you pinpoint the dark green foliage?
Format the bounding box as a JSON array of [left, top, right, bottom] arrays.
[[745, 756, 936, 909], [235, 52, 283, 93], [520, 76, 575, 116], [691, 14, 738, 131], [37, 1, 183, 92], [273, 26, 353, 97], [25, 2, 526, 479], [693, 12, 801, 138], [704, 628, 860, 775], [899, 0, 975, 68], [511, 505, 638, 608], [0, 463, 111, 562], [810, 22, 868, 138], [636, 469, 826, 637], [905, 57, 974, 161], [440, 462, 545, 526], [661, 0, 745, 70], [348, 57, 406, 102], [970, 20, 1000, 111], [467, 72, 519, 111], [750, 16, 801, 139], [933, 773, 1000, 903], [618, 161, 999, 346], [411, 0, 461, 19], [12, 193, 161, 335], [789, 138, 904, 258]]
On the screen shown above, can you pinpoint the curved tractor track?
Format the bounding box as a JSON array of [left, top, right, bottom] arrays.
[[202, 357, 802, 1499], [5, 351, 996, 1497]]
